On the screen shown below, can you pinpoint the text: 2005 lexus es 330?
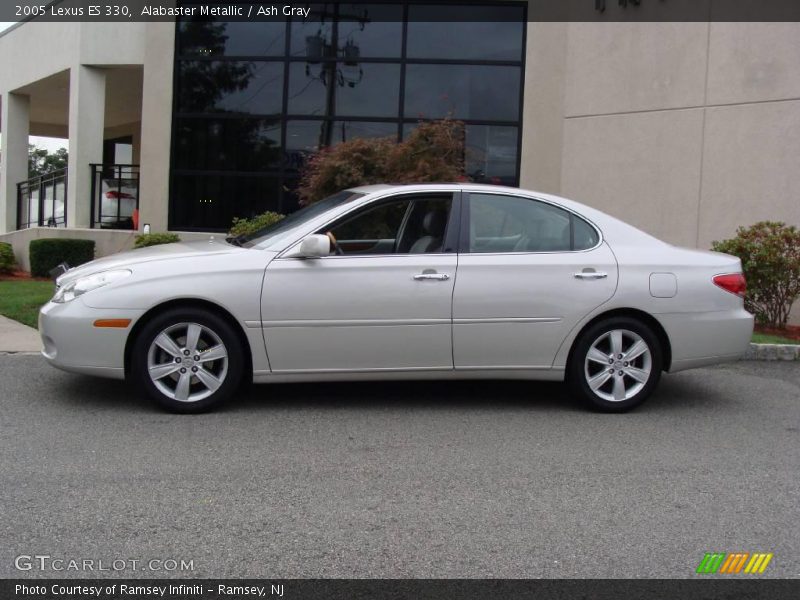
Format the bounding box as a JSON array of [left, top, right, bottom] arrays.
[[39, 184, 753, 413]]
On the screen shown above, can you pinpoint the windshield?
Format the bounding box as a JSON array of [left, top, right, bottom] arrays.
[[239, 191, 365, 249]]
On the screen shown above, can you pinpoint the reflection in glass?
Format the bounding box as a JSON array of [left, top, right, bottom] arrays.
[[336, 4, 403, 57], [404, 65, 520, 121], [178, 61, 283, 115], [287, 62, 400, 118], [173, 175, 281, 230], [176, 118, 282, 172], [285, 120, 398, 175], [407, 5, 524, 61], [465, 125, 519, 186], [290, 6, 333, 58], [178, 21, 287, 57]]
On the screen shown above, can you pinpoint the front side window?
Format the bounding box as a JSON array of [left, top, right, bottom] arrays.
[[321, 194, 453, 256], [468, 194, 598, 253]]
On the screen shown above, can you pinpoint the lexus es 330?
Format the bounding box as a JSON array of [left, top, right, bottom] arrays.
[[39, 184, 753, 412]]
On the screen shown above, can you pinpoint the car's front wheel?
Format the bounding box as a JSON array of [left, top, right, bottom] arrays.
[[131, 308, 245, 413], [568, 317, 663, 412]]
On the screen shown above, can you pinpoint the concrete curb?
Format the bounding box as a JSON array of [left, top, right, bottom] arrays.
[[744, 343, 800, 361]]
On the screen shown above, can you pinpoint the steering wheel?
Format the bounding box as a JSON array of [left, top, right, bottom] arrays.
[[326, 231, 344, 256]]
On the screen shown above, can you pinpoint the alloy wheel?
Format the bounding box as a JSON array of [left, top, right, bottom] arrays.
[[583, 329, 652, 402], [146, 322, 229, 403]]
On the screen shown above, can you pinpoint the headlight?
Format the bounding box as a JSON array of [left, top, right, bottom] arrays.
[[52, 269, 132, 303]]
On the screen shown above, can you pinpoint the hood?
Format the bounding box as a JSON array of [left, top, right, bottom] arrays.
[[56, 239, 245, 286]]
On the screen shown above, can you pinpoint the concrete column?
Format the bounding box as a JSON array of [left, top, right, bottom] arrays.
[[138, 22, 175, 232], [0, 92, 30, 233], [518, 22, 568, 195], [67, 65, 105, 229]]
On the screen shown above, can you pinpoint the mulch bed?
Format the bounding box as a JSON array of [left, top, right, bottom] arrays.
[[754, 324, 800, 342], [0, 269, 50, 282]]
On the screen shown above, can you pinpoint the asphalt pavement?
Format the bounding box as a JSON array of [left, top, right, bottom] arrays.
[[1, 355, 798, 579]]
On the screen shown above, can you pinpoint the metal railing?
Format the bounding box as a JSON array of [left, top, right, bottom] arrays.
[[17, 168, 68, 229], [90, 164, 140, 229]]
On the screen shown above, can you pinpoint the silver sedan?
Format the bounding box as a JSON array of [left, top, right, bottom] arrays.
[[39, 184, 754, 412]]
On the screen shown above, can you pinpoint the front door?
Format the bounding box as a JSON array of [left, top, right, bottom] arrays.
[[261, 192, 459, 373], [453, 192, 618, 369]]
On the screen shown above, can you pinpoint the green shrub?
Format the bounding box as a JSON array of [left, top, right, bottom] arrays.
[[0, 242, 15, 274], [297, 118, 467, 205], [229, 211, 285, 238], [29, 238, 95, 278], [712, 221, 800, 328], [134, 233, 181, 249]]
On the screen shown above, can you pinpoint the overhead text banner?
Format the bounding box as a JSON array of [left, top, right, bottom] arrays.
[[2, 0, 800, 24]]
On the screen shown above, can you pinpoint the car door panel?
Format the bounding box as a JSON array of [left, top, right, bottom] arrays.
[[262, 256, 457, 372], [453, 246, 618, 368]]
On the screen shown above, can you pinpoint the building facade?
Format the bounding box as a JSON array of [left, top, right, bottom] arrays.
[[1, 3, 799, 322]]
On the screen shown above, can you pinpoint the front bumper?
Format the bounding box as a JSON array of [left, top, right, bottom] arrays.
[[39, 299, 145, 380]]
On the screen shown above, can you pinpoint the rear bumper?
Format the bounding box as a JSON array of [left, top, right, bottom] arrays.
[[39, 299, 144, 380], [656, 308, 754, 373]]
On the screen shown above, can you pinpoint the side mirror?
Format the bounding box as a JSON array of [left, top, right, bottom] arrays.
[[285, 234, 330, 259]]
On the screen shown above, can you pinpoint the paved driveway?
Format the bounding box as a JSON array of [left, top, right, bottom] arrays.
[[1, 356, 798, 578]]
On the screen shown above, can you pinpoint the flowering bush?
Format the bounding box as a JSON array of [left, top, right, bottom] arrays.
[[712, 221, 800, 328], [297, 119, 467, 205]]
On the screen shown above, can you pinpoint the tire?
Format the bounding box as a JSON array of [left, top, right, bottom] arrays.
[[567, 316, 663, 412], [130, 307, 245, 413]]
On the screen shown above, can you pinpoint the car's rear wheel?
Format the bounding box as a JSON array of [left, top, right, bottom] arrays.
[[131, 308, 244, 413], [568, 317, 662, 412]]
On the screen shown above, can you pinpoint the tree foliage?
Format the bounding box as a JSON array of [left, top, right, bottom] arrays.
[[297, 119, 467, 205], [712, 221, 800, 328], [28, 145, 68, 178]]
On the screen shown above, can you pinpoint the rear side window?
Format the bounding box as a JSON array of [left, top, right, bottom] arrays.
[[573, 214, 600, 250], [467, 193, 599, 253]]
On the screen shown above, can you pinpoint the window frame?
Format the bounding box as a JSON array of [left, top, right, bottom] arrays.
[[459, 191, 603, 255], [297, 190, 463, 259]]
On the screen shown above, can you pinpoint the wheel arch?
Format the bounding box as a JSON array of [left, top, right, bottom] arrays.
[[124, 299, 254, 379], [566, 308, 672, 373]]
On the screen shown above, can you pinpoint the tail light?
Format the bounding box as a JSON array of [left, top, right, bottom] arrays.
[[713, 273, 746, 298]]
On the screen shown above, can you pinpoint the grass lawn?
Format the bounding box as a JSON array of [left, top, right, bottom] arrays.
[[751, 332, 799, 345], [0, 280, 55, 329]]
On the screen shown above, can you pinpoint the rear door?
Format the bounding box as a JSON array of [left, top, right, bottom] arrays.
[[452, 191, 618, 369]]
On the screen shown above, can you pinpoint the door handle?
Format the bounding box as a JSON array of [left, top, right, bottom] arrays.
[[574, 271, 608, 280], [413, 273, 450, 281]]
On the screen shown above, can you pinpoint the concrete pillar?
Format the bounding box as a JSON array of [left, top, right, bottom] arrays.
[[67, 65, 106, 229], [138, 23, 175, 232], [0, 92, 30, 233]]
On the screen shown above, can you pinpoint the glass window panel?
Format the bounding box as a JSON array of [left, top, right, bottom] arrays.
[[28, 189, 39, 226], [290, 6, 333, 58], [175, 118, 282, 172], [288, 62, 400, 117], [177, 61, 283, 115], [404, 64, 520, 121], [465, 125, 519, 186], [407, 5, 524, 61], [178, 21, 287, 57], [573, 216, 600, 250], [330, 121, 398, 146], [336, 4, 403, 57], [468, 194, 572, 253], [172, 175, 281, 230]]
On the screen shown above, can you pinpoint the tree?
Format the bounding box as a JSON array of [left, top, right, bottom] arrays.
[[297, 119, 468, 205], [28, 145, 68, 177]]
